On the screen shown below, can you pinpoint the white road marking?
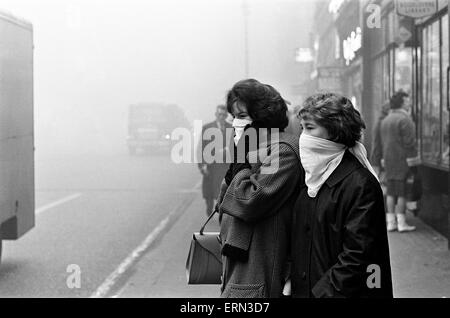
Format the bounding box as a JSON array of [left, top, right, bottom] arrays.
[[35, 193, 83, 215], [173, 180, 202, 193], [91, 215, 171, 298], [194, 180, 202, 190], [90, 182, 200, 298]]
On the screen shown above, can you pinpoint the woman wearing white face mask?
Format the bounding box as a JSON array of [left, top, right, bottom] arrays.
[[221, 103, 255, 187], [215, 79, 303, 298], [290, 93, 393, 298]]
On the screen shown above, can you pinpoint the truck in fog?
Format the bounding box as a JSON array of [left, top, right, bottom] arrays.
[[0, 11, 35, 264], [127, 103, 189, 155]]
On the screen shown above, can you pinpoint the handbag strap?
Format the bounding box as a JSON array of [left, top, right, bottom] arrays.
[[199, 208, 217, 235]]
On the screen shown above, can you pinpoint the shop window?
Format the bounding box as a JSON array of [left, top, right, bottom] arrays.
[[395, 47, 413, 94], [381, 49, 396, 103], [421, 17, 447, 169], [413, 46, 421, 124], [335, 30, 340, 60]]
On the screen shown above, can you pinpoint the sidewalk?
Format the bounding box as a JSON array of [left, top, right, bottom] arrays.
[[116, 193, 450, 298], [116, 191, 221, 297], [388, 213, 450, 298]]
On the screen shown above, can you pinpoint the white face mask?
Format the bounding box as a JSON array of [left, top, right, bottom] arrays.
[[232, 118, 253, 146], [299, 133, 379, 197]]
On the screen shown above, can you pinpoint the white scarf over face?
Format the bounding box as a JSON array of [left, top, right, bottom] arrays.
[[232, 118, 253, 146], [299, 133, 379, 198]]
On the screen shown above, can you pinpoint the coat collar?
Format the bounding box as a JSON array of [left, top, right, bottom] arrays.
[[247, 131, 299, 163], [325, 150, 362, 188], [389, 108, 410, 118]]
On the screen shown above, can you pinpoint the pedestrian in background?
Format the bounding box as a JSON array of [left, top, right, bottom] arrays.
[[197, 104, 232, 216], [370, 102, 391, 203], [216, 79, 303, 298], [371, 101, 390, 177], [291, 93, 393, 298], [380, 91, 419, 232], [286, 104, 303, 138]]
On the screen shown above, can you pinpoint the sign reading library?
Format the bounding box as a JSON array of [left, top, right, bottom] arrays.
[[396, 0, 438, 18]]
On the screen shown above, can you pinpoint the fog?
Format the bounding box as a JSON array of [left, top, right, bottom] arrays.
[[1, 0, 315, 156]]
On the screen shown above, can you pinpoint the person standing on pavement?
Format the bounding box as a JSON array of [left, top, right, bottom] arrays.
[[370, 102, 391, 204], [371, 102, 390, 176], [380, 91, 419, 232], [197, 104, 232, 216], [216, 79, 303, 298], [290, 93, 393, 298]]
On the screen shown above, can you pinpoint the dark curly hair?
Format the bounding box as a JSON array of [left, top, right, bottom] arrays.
[[226, 79, 289, 130], [390, 90, 408, 109], [298, 93, 366, 147]]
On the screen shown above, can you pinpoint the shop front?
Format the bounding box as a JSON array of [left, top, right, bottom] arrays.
[[363, 0, 449, 246], [309, 0, 343, 95], [336, 1, 364, 112], [413, 0, 449, 244], [363, 1, 415, 152]]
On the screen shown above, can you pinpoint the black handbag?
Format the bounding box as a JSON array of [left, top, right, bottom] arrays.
[[185, 210, 222, 284]]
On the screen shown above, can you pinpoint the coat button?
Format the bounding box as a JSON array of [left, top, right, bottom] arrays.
[[302, 272, 306, 280]]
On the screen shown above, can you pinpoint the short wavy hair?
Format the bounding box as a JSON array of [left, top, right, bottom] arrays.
[[298, 93, 366, 147], [226, 79, 289, 130], [390, 90, 408, 109]]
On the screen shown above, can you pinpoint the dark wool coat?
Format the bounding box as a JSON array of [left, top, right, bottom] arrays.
[[291, 151, 393, 298], [218, 132, 302, 298], [370, 112, 388, 168], [380, 109, 417, 180]]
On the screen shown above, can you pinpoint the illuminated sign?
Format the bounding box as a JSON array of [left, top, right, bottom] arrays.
[[328, 0, 346, 14], [396, 0, 438, 18], [342, 27, 362, 65]]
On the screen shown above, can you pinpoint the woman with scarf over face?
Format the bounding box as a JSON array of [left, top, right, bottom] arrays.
[[291, 93, 393, 298], [215, 79, 303, 298]]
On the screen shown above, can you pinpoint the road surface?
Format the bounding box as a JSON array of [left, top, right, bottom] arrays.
[[0, 151, 201, 297]]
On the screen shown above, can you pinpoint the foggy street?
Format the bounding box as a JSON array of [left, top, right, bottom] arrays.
[[2, 148, 449, 298], [0, 0, 449, 302], [0, 151, 200, 297]]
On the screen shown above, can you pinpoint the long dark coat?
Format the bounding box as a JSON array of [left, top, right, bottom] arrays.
[[198, 120, 232, 200], [218, 132, 302, 298], [370, 110, 388, 168], [380, 109, 417, 180], [291, 151, 393, 298]]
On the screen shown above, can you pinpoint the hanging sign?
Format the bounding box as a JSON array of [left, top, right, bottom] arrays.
[[395, 16, 415, 44], [396, 0, 438, 18]]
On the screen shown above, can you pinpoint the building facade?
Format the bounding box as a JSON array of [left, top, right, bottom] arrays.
[[310, 0, 450, 247]]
